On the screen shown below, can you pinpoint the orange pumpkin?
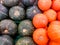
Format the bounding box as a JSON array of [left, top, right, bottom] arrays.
[[33, 28, 48, 45], [38, 0, 52, 11], [33, 14, 48, 28], [52, 0, 60, 11], [44, 9, 57, 22], [48, 21, 60, 43]]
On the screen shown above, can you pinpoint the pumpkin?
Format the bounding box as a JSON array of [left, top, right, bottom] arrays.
[[9, 6, 25, 21], [18, 20, 34, 36], [0, 19, 17, 35], [26, 5, 42, 19]]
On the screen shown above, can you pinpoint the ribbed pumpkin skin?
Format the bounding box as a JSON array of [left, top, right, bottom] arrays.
[[21, 0, 36, 6], [0, 35, 13, 45], [3, 0, 19, 7], [0, 19, 17, 35], [0, 4, 8, 20], [18, 20, 34, 36], [15, 37, 36, 45], [9, 6, 25, 21], [26, 6, 41, 19]]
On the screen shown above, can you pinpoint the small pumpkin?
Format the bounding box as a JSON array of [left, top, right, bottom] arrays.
[[18, 20, 34, 36], [26, 6, 42, 19], [0, 19, 17, 35], [9, 6, 25, 21]]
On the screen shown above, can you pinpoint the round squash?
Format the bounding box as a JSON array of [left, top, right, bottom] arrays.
[[15, 37, 36, 45], [0, 19, 17, 35], [26, 6, 42, 19], [9, 6, 25, 21], [18, 20, 34, 36]]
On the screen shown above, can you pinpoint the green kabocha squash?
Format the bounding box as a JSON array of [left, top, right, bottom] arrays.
[[3, 0, 19, 7], [18, 20, 34, 36], [15, 37, 36, 45], [0, 35, 13, 45], [0, 19, 17, 35], [9, 6, 25, 21], [26, 6, 42, 19]]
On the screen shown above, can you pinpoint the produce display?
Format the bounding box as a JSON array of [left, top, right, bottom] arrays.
[[0, 0, 60, 45]]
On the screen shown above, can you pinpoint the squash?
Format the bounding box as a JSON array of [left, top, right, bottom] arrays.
[[18, 20, 34, 36], [9, 6, 25, 21], [0, 19, 17, 35], [26, 6, 42, 19]]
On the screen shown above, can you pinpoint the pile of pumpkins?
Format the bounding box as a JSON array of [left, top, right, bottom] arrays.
[[0, 0, 60, 45], [0, 0, 39, 45]]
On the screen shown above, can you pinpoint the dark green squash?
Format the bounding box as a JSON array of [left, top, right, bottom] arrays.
[[26, 6, 42, 19], [3, 0, 19, 7], [9, 6, 25, 21], [0, 4, 8, 20], [0, 35, 13, 45], [0, 19, 17, 35], [15, 37, 36, 45], [18, 20, 34, 36]]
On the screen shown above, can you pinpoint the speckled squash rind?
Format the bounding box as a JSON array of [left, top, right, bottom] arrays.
[[9, 6, 25, 21], [26, 6, 42, 19], [0, 19, 17, 35], [18, 20, 34, 36]]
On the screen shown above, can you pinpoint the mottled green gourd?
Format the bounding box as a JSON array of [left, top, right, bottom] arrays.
[[18, 20, 34, 36], [9, 6, 25, 21], [15, 37, 36, 45], [0, 35, 13, 45], [0, 19, 17, 35]]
